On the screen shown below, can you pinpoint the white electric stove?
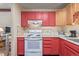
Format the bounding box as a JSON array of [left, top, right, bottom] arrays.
[[24, 30, 42, 56]]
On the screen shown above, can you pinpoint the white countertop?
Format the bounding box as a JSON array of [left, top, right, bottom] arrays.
[[17, 34, 79, 46], [58, 35, 79, 45]]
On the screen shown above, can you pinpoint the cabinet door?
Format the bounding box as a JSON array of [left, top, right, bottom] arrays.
[[65, 40, 79, 53], [66, 4, 73, 25], [43, 37, 52, 55], [21, 12, 56, 27], [65, 4, 79, 25], [56, 8, 67, 25], [64, 45, 79, 56], [43, 48, 52, 55], [17, 37, 24, 56], [35, 12, 42, 19], [64, 40, 79, 56], [59, 39, 64, 56], [27, 12, 36, 20], [59, 39, 67, 56], [48, 12, 56, 26], [21, 12, 28, 28], [60, 39, 79, 56], [51, 37, 59, 55], [42, 12, 49, 26], [42, 12, 56, 26], [43, 37, 59, 55], [75, 3, 79, 12]]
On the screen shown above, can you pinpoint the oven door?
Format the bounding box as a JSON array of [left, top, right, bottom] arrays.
[[25, 39, 42, 56]]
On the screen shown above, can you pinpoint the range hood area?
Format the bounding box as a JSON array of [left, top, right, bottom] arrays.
[[28, 20, 42, 28]]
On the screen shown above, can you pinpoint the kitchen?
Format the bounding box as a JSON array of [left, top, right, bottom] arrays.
[[0, 3, 79, 56]]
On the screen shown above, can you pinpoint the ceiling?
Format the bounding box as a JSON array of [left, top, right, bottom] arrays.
[[0, 3, 11, 9], [0, 3, 68, 9], [20, 3, 68, 9]]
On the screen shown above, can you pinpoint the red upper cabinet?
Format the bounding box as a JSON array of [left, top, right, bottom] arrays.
[[21, 12, 28, 28], [21, 12, 56, 28], [27, 12, 36, 20], [42, 12, 56, 26]]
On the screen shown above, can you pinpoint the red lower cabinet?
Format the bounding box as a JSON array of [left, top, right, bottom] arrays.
[[64, 45, 79, 56], [17, 37, 79, 56], [43, 37, 52, 55], [59, 39, 63, 55], [51, 37, 59, 55], [43, 48, 52, 55], [17, 37, 24, 56], [59, 38, 79, 56], [43, 37, 59, 56], [64, 40, 79, 56], [59, 39, 66, 56]]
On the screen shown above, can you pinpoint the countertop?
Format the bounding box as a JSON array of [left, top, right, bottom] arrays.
[[17, 33, 79, 46], [58, 35, 79, 46]]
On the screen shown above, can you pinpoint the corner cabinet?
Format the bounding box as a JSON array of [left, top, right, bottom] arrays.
[[64, 40, 79, 56], [56, 3, 79, 26], [74, 3, 79, 12], [65, 3, 79, 25], [21, 12, 56, 28], [17, 37, 24, 56], [59, 38, 79, 56]]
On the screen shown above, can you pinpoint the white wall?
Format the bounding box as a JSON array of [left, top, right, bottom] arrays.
[[11, 4, 21, 56], [0, 12, 12, 28], [65, 25, 79, 34]]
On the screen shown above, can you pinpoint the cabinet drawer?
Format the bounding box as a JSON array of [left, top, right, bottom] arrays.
[[43, 45, 52, 48], [43, 39, 52, 45], [43, 37, 52, 41], [43, 41, 52, 44], [43, 42, 52, 45], [43, 39, 52, 42]]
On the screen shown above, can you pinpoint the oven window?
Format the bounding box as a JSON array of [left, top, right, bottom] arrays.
[[27, 41, 40, 49]]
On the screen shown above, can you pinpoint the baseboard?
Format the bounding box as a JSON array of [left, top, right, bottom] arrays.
[[43, 54, 59, 56], [17, 54, 24, 56]]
